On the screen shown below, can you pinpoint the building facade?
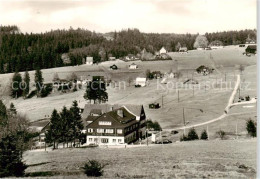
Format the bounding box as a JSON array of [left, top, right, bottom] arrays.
[[84, 105, 146, 145]]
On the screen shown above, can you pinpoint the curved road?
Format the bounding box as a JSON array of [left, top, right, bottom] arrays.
[[163, 74, 256, 131]]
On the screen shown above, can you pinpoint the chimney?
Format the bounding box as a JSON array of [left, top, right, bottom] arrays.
[[117, 109, 123, 118]]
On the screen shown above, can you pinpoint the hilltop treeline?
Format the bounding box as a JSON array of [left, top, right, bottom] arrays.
[[0, 25, 256, 74]]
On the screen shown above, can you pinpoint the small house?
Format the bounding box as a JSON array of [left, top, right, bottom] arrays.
[[110, 64, 118, 70], [129, 63, 138, 69], [179, 47, 188, 52], [86, 57, 93, 65], [136, 77, 147, 87], [159, 47, 167, 54], [245, 45, 257, 54], [109, 57, 116, 61]]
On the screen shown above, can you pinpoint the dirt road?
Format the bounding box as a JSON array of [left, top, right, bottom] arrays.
[[163, 74, 256, 131]]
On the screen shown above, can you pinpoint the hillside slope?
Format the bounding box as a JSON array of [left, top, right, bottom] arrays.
[[24, 139, 256, 178]]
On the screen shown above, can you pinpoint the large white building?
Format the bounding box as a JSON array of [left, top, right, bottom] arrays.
[[83, 105, 146, 145]]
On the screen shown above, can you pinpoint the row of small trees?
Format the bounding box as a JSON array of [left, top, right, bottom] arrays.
[[45, 100, 84, 149], [180, 128, 208, 141], [11, 68, 44, 98], [181, 119, 257, 141]]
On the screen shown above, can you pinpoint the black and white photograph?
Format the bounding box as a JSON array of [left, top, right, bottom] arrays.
[[0, 0, 258, 178]]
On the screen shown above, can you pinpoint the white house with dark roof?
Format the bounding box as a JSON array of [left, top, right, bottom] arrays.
[[81, 104, 146, 145], [159, 47, 167, 54], [86, 57, 93, 65], [135, 77, 147, 87], [85, 105, 146, 145], [129, 63, 138, 69]]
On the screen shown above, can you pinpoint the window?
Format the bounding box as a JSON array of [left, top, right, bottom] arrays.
[[88, 128, 93, 133], [89, 138, 93, 142], [105, 129, 114, 134], [118, 139, 122, 143], [112, 139, 116, 143], [99, 121, 112, 126], [117, 129, 123, 134], [94, 138, 98, 142], [101, 138, 109, 143], [97, 129, 104, 133]]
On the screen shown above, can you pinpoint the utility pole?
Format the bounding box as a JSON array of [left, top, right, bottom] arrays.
[[225, 73, 226, 82], [178, 90, 180, 102], [183, 108, 185, 126], [183, 108, 186, 135], [236, 119, 238, 139], [162, 95, 163, 108], [207, 125, 209, 140], [192, 85, 194, 97]]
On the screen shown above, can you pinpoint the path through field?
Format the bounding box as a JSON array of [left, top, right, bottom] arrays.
[[163, 74, 256, 131]]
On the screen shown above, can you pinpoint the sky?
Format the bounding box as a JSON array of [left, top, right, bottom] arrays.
[[0, 0, 257, 34]]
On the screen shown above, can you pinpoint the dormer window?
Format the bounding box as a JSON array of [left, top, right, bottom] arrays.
[[99, 121, 112, 126]]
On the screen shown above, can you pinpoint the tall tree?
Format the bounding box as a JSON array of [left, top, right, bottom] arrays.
[[22, 71, 30, 97], [84, 80, 108, 104], [0, 100, 7, 126], [11, 72, 23, 98], [70, 100, 84, 146], [193, 35, 208, 49], [34, 68, 44, 96], [59, 107, 73, 147], [45, 109, 61, 149], [0, 134, 27, 177]]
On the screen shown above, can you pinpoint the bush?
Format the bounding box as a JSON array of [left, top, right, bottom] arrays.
[[216, 130, 226, 140], [83, 160, 106, 177], [246, 119, 256, 137], [187, 128, 199, 140], [40, 84, 53, 97], [146, 120, 162, 131], [180, 134, 189, 141], [200, 130, 208, 140]]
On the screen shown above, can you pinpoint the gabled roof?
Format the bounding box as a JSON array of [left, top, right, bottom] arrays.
[[81, 104, 112, 119], [90, 109, 102, 115], [247, 45, 257, 50], [81, 104, 143, 119], [86, 106, 137, 129]]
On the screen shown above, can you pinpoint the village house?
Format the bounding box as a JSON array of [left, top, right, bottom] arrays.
[[82, 104, 146, 145], [245, 45, 257, 54], [179, 47, 188, 53], [135, 77, 147, 87], [159, 47, 167, 54], [129, 63, 138, 69], [109, 57, 116, 61], [86, 57, 93, 65]]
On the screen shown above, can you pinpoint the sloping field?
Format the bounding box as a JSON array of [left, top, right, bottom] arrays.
[[24, 139, 256, 178], [0, 46, 256, 128]]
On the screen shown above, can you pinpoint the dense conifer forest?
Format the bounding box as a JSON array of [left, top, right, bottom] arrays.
[[0, 25, 256, 73]]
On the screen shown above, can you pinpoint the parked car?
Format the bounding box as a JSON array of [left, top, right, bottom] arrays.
[[155, 139, 172, 144]]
